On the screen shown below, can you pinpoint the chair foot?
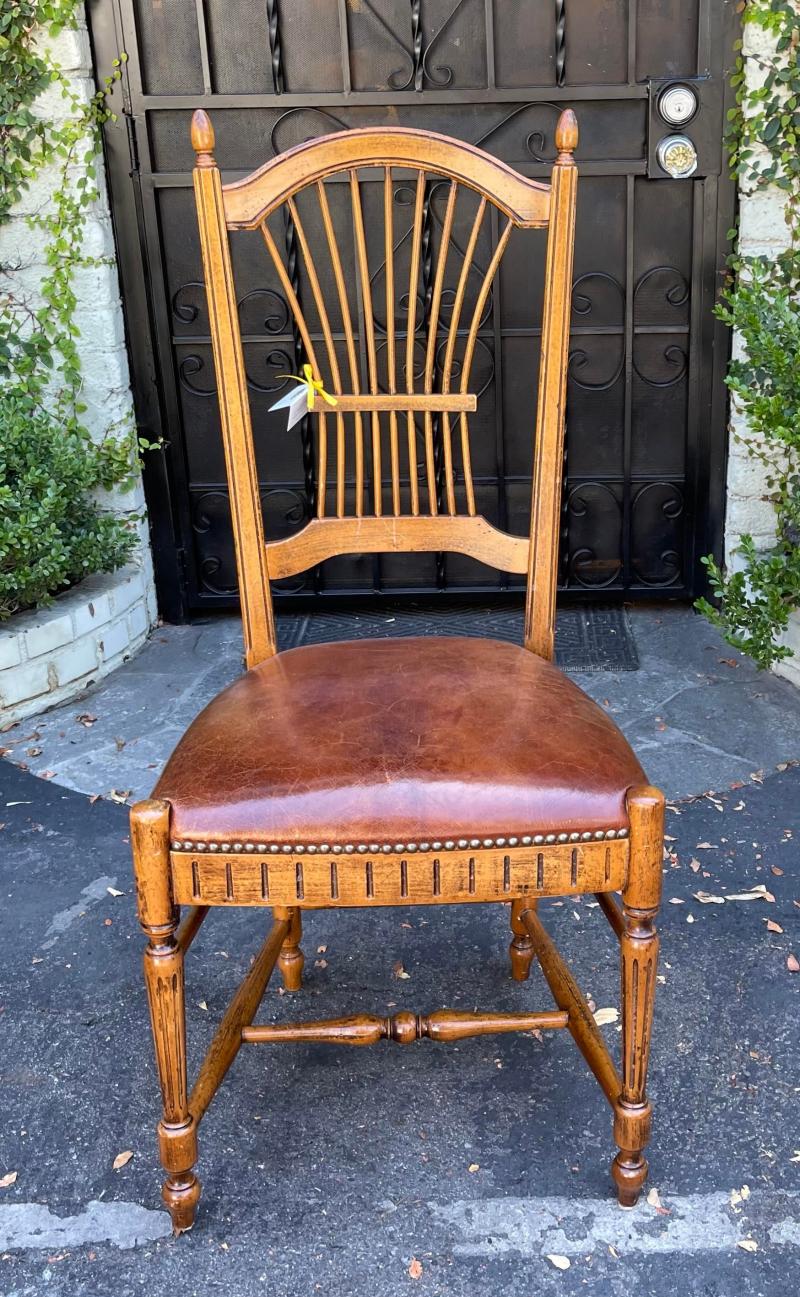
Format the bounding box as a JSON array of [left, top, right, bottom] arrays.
[[611, 1149, 648, 1208], [277, 907, 304, 991], [163, 1171, 201, 1234], [509, 899, 536, 981]]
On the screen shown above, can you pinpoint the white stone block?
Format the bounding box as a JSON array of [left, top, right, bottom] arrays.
[[38, 21, 93, 74], [0, 659, 52, 709], [739, 191, 792, 250], [110, 570, 146, 615], [127, 601, 150, 643], [71, 589, 113, 637], [0, 633, 23, 671], [50, 635, 100, 686], [774, 612, 800, 689], [23, 611, 74, 659], [98, 617, 133, 662]]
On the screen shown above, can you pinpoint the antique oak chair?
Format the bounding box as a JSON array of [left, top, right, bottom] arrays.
[[131, 107, 663, 1233]]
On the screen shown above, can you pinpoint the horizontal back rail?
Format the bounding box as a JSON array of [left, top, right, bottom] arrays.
[[265, 515, 530, 581]]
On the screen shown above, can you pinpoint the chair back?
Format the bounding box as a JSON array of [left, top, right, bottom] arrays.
[[191, 110, 578, 665]]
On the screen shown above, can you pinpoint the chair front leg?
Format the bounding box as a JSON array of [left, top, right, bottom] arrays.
[[509, 897, 537, 981], [612, 785, 663, 1208], [132, 800, 200, 1233], [275, 905, 304, 991]]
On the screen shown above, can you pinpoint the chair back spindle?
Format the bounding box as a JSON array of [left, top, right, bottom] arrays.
[[191, 112, 578, 666]]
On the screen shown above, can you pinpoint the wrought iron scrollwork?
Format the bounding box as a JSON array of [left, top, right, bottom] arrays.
[[178, 353, 216, 396], [631, 482, 684, 587], [564, 484, 623, 589], [172, 281, 206, 326], [245, 348, 293, 394], [421, 0, 470, 87], [359, 0, 416, 90], [475, 102, 563, 163], [237, 288, 290, 336], [270, 107, 349, 156]]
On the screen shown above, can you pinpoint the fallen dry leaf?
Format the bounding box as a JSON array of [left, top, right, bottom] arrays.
[[197, 1000, 208, 1011], [695, 842, 716, 850], [646, 1187, 662, 1208], [689, 858, 701, 873], [0, 1172, 18, 1189], [766, 920, 784, 934], [393, 962, 411, 980], [546, 1254, 571, 1270], [316, 945, 327, 954], [112, 1151, 133, 1171], [693, 891, 725, 905], [787, 954, 799, 973], [593, 1007, 619, 1027], [737, 1239, 758, 1253], [771, 866, 784, 876], [686, 914, 695, 923], [408, 1258, 423, 1280], [108, 789, 132, 804], [314, 959, 328, 969], [669, 897, 684, 905], [76, 714, 97, 727], [468, 1163, 480, 1173], [106, 886, 123, 898], [726, 885, 775, 903]]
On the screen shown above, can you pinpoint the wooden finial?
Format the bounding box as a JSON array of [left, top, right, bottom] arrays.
[[191, 109, 215, 166], [555, 108, 578, 160]]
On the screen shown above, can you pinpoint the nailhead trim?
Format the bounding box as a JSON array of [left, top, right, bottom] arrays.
[[170, 826, 629, 853]]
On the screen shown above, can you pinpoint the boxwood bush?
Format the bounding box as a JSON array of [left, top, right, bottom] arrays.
[[0, 392, 134, 619]]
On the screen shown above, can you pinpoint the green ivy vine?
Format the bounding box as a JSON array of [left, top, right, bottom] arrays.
[[0, 2, 149, 618], [695, 0, 800, 668]]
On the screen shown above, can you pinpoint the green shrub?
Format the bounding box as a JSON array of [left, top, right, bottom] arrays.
[[0, 390, 135, 618]]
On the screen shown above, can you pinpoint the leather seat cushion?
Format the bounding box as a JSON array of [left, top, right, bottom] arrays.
[[155, 636, 645, 847]]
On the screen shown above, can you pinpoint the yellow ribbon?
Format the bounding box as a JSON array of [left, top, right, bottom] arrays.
[[277, 363, 338, 411]]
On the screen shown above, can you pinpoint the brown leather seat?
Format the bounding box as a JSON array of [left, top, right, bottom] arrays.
[[156, 637, 645, 849]]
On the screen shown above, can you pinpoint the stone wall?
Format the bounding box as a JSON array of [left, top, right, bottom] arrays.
[[0, 9, 156, 722], [724, 19, 800, 688]]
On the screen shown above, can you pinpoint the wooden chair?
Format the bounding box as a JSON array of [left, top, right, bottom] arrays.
[[131, 108, 663, 1234]]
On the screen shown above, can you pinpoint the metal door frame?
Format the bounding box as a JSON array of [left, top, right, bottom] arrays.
[[87, 0, 738, 621]]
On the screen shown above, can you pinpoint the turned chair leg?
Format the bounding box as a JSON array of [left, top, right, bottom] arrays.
[[612, 786, 663, 1208], [275, 906, 304, 991], [131, 800, 201, 1234], [509, 898, 537, 981]]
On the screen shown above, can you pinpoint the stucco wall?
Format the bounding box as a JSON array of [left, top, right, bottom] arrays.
[[0, 9, 156, 721]]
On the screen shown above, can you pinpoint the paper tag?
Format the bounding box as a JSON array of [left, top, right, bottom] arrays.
[[269, 383, 308, 431]]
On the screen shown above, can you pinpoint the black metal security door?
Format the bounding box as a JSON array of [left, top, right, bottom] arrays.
[[89, 0, 738, 619]]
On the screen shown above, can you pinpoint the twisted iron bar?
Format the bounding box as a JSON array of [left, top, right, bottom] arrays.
[[555, 0, 566, 87], [266, 0, 284, 94], [410, 0, 424, 91]]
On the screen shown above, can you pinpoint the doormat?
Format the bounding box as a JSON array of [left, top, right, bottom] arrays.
[[276, 602, 639, 673]]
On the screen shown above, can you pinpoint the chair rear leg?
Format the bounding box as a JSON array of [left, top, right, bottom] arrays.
[[509, 898, 537, 981], [276, 905, 304, 991], [612, 786, 663, 1208], [132, 800, 201, 1233]]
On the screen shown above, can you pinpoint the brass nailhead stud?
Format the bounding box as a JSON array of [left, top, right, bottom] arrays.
[[445, 840, 455, 850], [558, 833, 569, 843], [432, 841, 443, 851], [546, 834, 556, 844], [508, 837, 519, 846], [522, 836, 532, 846], [470, 839, 480, 848], [496, 837, 506, 847], [534, 834, 544, 845]]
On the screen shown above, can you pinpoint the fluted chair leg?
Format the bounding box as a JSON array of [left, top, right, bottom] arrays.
[[132, 800, 201, 1234], [612, 786, 663, 1208]]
